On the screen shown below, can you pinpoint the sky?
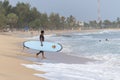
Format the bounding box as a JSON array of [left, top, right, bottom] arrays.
[[5, 0, 120, 22]]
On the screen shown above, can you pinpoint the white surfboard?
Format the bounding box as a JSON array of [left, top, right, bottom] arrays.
[[23, 40, 62, 52]]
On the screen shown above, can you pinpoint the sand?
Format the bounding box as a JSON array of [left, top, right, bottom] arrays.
[[0, 32, 45, 80]]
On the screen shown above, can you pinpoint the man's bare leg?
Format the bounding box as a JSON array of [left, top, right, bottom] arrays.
[[36, 51, 41, 57], [42, 52, 46, 59]]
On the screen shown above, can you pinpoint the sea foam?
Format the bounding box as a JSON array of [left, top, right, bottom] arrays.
[[22, 61, 120, 80]]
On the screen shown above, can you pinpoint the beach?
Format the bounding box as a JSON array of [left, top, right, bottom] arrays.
[[0, 31, 45, 80], [1, 29, 120, 80], [0, 30, 96, 80]]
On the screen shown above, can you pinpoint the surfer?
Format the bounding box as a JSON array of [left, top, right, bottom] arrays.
[[99, 40, 101, 42], [105, 38, 109, 41], [36, 30, 46, 59]]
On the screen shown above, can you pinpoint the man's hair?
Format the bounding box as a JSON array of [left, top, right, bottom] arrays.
[[41, 30, 44, 33]]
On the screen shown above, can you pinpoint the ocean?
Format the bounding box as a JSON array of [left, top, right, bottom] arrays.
[[22, 30, 120, 80]]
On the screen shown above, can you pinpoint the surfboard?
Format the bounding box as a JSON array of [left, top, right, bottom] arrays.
[[23, 40, 62, 52]]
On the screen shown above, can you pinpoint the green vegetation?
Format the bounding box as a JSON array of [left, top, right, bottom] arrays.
[[83, 18, 120, 30], [0, 0, 120, 31], [0, 0, 81, 31]]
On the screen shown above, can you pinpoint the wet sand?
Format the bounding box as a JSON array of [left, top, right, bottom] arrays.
[[21, 50, 95, 64]]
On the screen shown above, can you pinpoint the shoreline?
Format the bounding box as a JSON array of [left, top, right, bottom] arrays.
[[0, 28, 119, 80], [21, 29, 97, 64]]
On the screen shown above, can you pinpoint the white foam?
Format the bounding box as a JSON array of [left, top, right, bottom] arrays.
[[22, 61, 120, 80], [87, 54, 120, 66]]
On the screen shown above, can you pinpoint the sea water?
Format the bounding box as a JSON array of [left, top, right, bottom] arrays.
[[23, 30, 120, 80]]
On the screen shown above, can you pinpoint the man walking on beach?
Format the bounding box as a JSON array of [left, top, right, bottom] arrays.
[[36, 30, 46, 59]]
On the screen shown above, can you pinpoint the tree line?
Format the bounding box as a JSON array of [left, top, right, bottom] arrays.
[[84, 18, 120, 30], [0, 0, 120, 31], [0, 0, 82, 31]]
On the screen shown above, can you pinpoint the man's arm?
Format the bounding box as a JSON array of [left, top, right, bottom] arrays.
[[40, 35, 43, 46]]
